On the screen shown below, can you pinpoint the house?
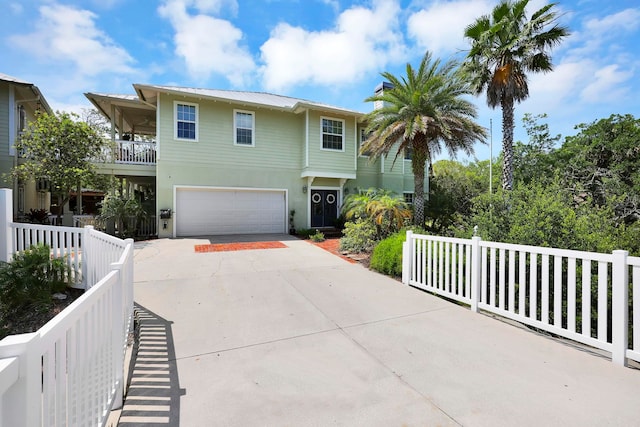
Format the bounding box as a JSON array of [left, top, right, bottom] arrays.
[[86, 84, 426, 238], [0, 73, 53, 218]]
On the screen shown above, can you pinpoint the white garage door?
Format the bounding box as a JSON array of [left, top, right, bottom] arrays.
[[176, 188, 286, 236]]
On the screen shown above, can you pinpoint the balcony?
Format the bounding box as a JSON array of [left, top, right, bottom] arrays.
[[104, 139, 157, 165]]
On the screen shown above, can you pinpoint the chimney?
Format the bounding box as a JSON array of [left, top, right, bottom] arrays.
[[373, 81, 393, 110]]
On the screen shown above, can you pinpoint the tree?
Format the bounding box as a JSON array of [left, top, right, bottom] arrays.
[[362, 51, 487, 227], [552, 114, 640, 224], [513, 113, 561, 184], [12, 111, 112, 222], [463, 0, 569, 190]]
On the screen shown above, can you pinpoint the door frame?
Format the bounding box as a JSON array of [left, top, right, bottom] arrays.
[[307, 186, 342, 229]]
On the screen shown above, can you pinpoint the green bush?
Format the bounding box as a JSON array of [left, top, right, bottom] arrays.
[[0, 244, 72, 319], [370, 231, 407, 277], [296, 228, 314, 239], [340, 218, 378, 253], [310, 230, 325, 242]]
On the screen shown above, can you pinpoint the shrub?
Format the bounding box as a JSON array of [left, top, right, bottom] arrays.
[[0, 244, 72, 320], [296, 228, 314, 239], [340, 218, 378, 253], [310, 230, 325, 242], [370, 231, 407, 277]]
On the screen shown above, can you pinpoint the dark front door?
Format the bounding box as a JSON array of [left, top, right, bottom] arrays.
[[310, 190, 338, 228]]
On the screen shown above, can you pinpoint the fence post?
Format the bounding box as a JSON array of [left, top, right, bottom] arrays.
[[612, 249, 629, 366], [402, 231, 413, 285], [110, 262, 125, 410], [470, 236, 482, 313], [0, 333, 42, 426], [0, 189, 12, 262], [83, 225, 94, 289]]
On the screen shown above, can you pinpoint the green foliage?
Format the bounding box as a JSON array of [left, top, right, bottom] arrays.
[[463, 0, 569, 189], [457, 180, 640, 255], [426, 159, 492, 234], [296, 228, 315, 239], [552, 114, 640, 223], [310, 230, 325, 242], [513, 113, 561, 184], [11, 111, 114, 219], [339, 218, 378, 253], [0, 244, 72, 322], [341, 188, 412, 240], [370, 231, 407, 277], [99, 194, 146, 238], [363, 51, 486, 225]]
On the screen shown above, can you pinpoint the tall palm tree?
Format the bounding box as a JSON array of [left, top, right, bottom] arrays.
[[463, 0, 569, 190], [362, 52, 487, 227]]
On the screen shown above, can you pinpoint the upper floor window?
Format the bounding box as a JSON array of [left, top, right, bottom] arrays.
[[175, 102, 198, 141], [359, 128, 372, 157], [234, 110, 255, 146], [404, 146, 413, 160], [321, 117, 344, 151]]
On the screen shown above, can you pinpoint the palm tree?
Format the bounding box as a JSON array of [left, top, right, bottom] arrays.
[[362, 52, 487, 227], [463, 0, 569, 190]]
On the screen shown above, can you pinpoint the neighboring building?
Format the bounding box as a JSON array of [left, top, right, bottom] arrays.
[[86, 84, 426, 238], [0, 73, 53, 217]]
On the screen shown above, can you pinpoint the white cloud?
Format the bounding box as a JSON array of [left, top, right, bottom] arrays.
[[584, 8, 640, 35], [9, 3, 136, 76], [158, 0, 254, 86], [580, 64, 633, 103], [259, 0, 406, 91], [407, 0, 493, 56]]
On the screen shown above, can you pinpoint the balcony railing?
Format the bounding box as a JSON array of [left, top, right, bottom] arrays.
[[101, 139, 157, 165]]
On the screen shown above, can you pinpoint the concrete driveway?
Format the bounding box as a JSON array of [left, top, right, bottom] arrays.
[[119, 236, 640, 426]]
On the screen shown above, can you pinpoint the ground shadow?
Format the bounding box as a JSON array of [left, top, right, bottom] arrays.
[[118, 304, 184, 426]]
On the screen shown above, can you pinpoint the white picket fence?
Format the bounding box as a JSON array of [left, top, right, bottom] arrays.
[[0, 189, 134, 426], [402, 231, 640, 367]]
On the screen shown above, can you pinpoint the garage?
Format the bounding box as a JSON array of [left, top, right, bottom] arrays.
[[175, 187, 287, 236]]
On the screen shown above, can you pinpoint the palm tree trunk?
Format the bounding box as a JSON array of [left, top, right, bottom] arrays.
[[501, 96, 515, 190], [413, 157, 426, 227]]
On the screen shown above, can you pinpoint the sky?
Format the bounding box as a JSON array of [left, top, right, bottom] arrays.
[[1, 0, 639, 161]]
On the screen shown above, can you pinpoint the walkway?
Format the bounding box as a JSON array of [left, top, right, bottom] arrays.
[[120, 236, 640, 426]]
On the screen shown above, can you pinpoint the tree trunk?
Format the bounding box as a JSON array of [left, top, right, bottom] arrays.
[[501, 96, 515, 190], [412, 151, 427, 228]]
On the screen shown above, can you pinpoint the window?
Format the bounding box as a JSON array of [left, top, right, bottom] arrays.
[[175, 102, 198, 141], [321, 117, 344, 151], [234, 110, 255, 146], [403, 192, 414, 205], [404, 147, 413, 160], [359, 129, 371, 157]]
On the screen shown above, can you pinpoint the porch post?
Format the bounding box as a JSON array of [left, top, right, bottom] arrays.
[[0, 188, 13, 262]]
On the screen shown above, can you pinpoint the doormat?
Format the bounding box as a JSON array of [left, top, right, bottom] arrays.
[[195, 241, 287, 253]]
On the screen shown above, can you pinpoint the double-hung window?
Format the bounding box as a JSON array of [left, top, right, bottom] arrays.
[[321, 117, 344, 151], [403, 192, 414, 205], [404, 146, 413, 160], [175, 102, 198, 141], [359, 128, 371, 157], [234, 110, 255, 146]]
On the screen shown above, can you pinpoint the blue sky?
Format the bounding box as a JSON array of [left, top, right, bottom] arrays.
[[1, 0, 639, 161]]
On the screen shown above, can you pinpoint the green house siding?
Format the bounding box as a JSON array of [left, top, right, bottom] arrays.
[[158, 94, 304, 170], [305, 111, 357, 175], [0, 82, 10, 175]]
